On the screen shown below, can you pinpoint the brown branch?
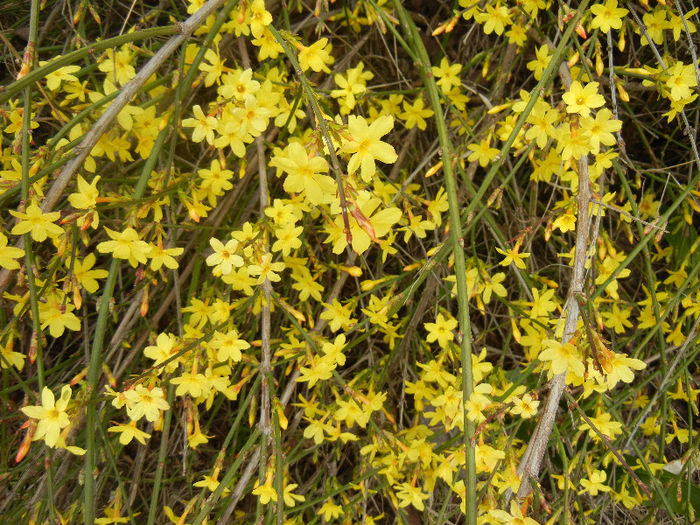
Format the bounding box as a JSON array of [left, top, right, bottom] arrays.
[[513, 62, 593, 500]]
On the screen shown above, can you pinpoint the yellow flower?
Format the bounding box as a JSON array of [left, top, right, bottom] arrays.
[[579, 469, 611, 495], [10, 204, 64, 242], [98, 46, 135, 86], [218, 68, 260, 101], [578, 411, 623, 441], [320, 299, 357, 332], [479, 270, 505, 303], [331, 62, 373, 114], [496, 246, 530, 269], [251, 28, 283, 60], [579, 108, 621, 154], [539, 338, 585, 377], [123, 385, 169, 422], [399, 97, 434, 130], [431, 57, 462, 94], [21, 385, 73, 448], [68, 175, 100, 210], [182, 104, 218, 145], [326, 191, 402, 255], [252, 474, 278, 504], [527, 45, 553, 81], [144, 332, 180, 373], [298, 37, 334, 73], [0, 232, 25, 270], [343, 114, 398, 183], [249, 253, 286, 283], [270, 142, 335, 205], [171, 371, 208, 398], [601, 303, 633, 334], [43, 62, 81, 91], [510, 393, 540, 419], [489, 500, 540, 525], [206, 237, 243, 276], [317, 499, 343, 520], [475, 3, 512, 35], [394, 482, 429, 511], [562, 81, 606, 117], [97, 227, 151, 267], [467, 138, 500, 167], [108, 421, 151, 445], [556, 122, 592, 161], [198, 47, 227, 87], [210, 329, 250, 362], [424, 314, 458, 349], [640, 9, 668, 46], [525, 102, 558, 148], [282, 483, 305, 507], [664, 61, 698, 102], [148, 241, 184, 271], [589, 0, 628, 33], [529, 287, 558, 318], [38, 294, 81, 338], [602, 352, 646, 389], [553, 210, 577, 232]]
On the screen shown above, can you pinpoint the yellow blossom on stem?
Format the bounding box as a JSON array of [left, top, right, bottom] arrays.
[[578, 410, 623, 441], [496, 246, 530, 269], [343, 114, 398, 183], [270, 142, 335, 205], [326, 191, 402, 254], [510, 393, 540, 419], [579, 108, 621, 154], [97, 227, 151, 267], [579, 469, 611, 495], [123, 385, 169, 422], [298, 37, 335, 73], [527, 45, 553, 81], [108, 420, 151, 445], [182, 105, 218, 145], [10, 204, 64, 242], [148, 240, 183, 271], [206, 237, 243, 276], [399, 97, 434, 130], [589, 0, 628, 33], [249, 253, 286, 283], [394, 482, 430, 511], [0, 232, 25, 270], [562, 81, 606, 117], [475, 3, 512, 35], [331, 62, 373, 114], [68, 175, 100, 210], [467, 138, 500, 167], [38, 294, 81, 337], [144, 332, 180, 373], [489, 500, 540, 525], [424, 313, 458, 349], [317, 499, 343, 520], [210, 329, 250, 362], [431, 57, 463, 93], [539, 338, 586, 377]]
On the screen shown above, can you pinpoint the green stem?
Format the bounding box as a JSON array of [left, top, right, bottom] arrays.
[[391, 2, 476, 523]]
